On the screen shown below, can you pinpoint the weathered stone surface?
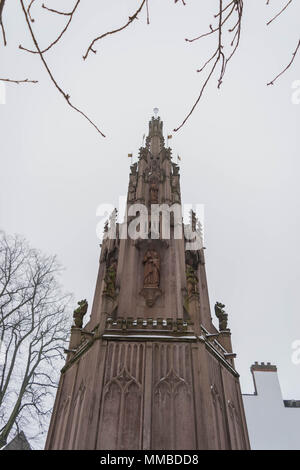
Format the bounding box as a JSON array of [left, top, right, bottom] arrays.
[[45, 115, 250, 450]]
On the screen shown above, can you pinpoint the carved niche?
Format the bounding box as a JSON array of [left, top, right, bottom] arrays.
[[185, 265, 199, 298], [149, 182, 159, 204], [140, 249, 162, 307], [143, 249, 160, 288], [128, 162, 138, 202], [171, 163, 181, 203], [103, 259, 118, 299]]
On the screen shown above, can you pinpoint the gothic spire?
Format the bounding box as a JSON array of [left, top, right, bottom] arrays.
[[145, 114, 165, 156]]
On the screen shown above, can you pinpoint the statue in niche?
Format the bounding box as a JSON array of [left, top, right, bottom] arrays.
[[104, 260, 118, 298], [73, 299, 88, 328], [186, 265, 199, 297], [128, 164, 138, 202], [214, 302, 228, 331], [149, 182, 159, 204], [143, 250, 160, 288], [150, 157, 159, 173]]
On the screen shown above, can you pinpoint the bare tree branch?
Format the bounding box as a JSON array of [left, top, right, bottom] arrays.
[[266, 0, 299, 85], [27, 0, 36, 22], [267, 38, 300, 85], [266, 0, 293, 26], [146, 0, 150, 25], [0, 231, 71, 448], [0, 78, 38, 84], [19, 0, 106, 137], [0, 0, 297, 136], [0, 0, 6, 45], [83, 0, 148, 60], [19, 0, 81, 54], [174, 0, 243, 132]]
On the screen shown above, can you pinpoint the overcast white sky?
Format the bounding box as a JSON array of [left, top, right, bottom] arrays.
[[1, 0, 300, 399]]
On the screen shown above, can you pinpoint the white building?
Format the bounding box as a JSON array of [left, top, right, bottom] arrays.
[[243, 362, 300, 450]]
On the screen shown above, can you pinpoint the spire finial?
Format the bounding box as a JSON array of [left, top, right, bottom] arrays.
[[153, 107, 159, 118]]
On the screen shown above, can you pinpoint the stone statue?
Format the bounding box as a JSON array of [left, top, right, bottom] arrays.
[[104, 261, 117, 298], [214, 302, 228, 331], [186, 265, 199, 297], [128, 181, 136, 202], [130, 162, 137, 175], [172, 162, 179, 176], [73, 299, 88, 328], [143, 250, 160, 288]]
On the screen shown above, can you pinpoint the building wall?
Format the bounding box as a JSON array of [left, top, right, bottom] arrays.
[[242, 363, 300, 450]]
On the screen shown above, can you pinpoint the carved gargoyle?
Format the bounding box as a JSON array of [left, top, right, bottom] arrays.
[[214, 302, 228, 331], [73, 299, 88, 328]]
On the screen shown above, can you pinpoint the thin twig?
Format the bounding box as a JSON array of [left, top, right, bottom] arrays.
[[0, 0, 6, 46], [267, 0, 293, 26], [19, 0, 105, 137], [174, 57, 220, 132], [185, 1, 235, 43], [146, 0, 150, 25], [41, 2, 77, 16], [0, 78, 38, 84], [27, 0, 36, 22], [19, 0, 80, 54], [174, 0, 243, 132], [83, 0, 147, 60], [267, 39, 300, 85]]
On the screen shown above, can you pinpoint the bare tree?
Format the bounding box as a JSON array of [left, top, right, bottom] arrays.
[[0, 231, 71, 449], [0, 0, 299, 135]]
